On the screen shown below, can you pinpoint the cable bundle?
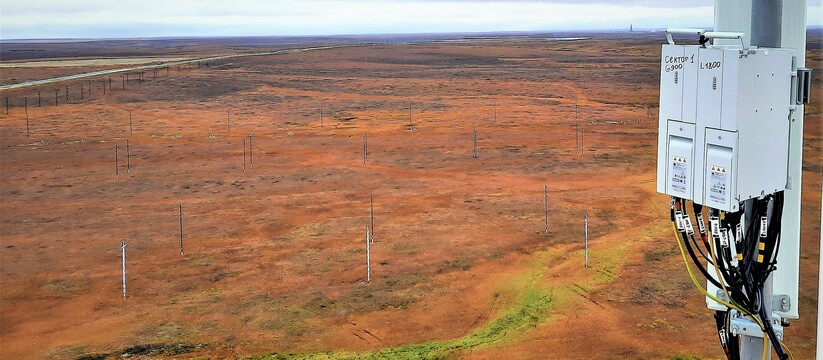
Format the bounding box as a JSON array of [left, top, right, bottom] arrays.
[[670, 194, 789, 360]]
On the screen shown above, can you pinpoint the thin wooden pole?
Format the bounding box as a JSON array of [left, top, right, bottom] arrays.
[[80, 84, 84, 100], [126, 140, 130, 173], [227, 110, 231, 132], [243, 140, 247, 172], [115, 145, 119, 177], [121, 240, 127, 298], [179, 204, 184, 256], [4, 97, 7, 115], [24, 97, 29, 137], [581, 128, 584, 159], [55, 90, 59, 106], [544, 185, 548, 238], [129, 112, 133, 136], [575, 100, 579, 153], [320, 107, 323, 127], [409, 103, 412, 127], [38, 91, 41, 107], [248, 133, 253, 168], [65, 85, 68, 102], [370, 194, 375, 244], [473, 128, 478, 159], [493, 100, 497, 123]]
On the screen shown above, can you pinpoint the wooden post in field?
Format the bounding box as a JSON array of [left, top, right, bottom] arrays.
[[363, 132, 368, 165], [366, 225, 371, 283], [320, 107, 323, 127], [472, 128, 478, 159], [122, 76, 125, 89], [115, 144, 119, 177], [121, 239, 127, 298], [126, 140, 130, 173], [581, 128, 584, 159], [129, 112, 133, 136], [109, 76, 112, 91], [38, 91, 41, 107], [80, 84, 84, 100], [88, 80, 92, 95], [544, 185, 548, 238], [55, 89, 59, 106], [584, 214, 589, 268], [370, 194, 375, 244], [227, 110, 230, 132], [24, 97, 29, 137], [65, 85, 69, 102], [248, 133, 253, 168], [493, 100, 497, 124], [243, 140, 247, 172], [575, 100, 579, 153], [179, 204, 184, 256], [4, 97, 7, 115], [409, 102, 412, 127], [103, 80, 106, 95]]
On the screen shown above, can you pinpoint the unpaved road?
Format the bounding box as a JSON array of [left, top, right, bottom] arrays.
[[0, 44, 367, 91]]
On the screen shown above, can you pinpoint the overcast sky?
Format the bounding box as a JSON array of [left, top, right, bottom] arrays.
[[1, 0, 821, 40]]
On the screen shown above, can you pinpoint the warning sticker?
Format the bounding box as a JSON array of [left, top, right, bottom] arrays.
[[709, 165, 728, 204], [670, 156, 688, 194]]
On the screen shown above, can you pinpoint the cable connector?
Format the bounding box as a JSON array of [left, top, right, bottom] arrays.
[[683, 214, 695, 236]]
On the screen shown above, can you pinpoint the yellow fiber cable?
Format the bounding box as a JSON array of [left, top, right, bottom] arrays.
[[672, 223, 745, 311], [672, 223, 777, 359], [780, 341, 795, 360], [672, 224, 763, 324]]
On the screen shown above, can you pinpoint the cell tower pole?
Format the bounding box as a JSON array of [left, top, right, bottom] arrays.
[[714, 1, 806, 358]]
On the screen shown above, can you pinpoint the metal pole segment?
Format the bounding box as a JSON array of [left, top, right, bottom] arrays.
[[584, 214, 589, 268], [121, 240, 126, 298], [366, 226, 371, 283], [179, 204, 184, 256]]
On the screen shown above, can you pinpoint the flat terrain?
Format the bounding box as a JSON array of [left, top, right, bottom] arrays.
[[0, 32, 820, 359]]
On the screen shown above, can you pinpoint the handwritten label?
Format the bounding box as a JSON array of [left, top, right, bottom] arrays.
[[700, 61, 721, 70], [664, 54, 694, 72]]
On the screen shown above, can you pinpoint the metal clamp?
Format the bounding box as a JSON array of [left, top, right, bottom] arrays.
[[703, 31, 747, 49], [665, 28, 706, 45], [774, 294, 792, 312]]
